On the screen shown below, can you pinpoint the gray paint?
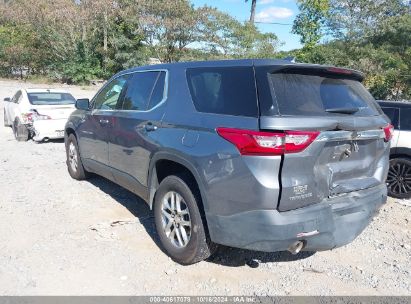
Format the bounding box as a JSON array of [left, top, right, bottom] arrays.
[[65, 59, 390, 252]]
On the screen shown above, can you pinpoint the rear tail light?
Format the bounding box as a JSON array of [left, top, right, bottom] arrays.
[[21, 113, 34, 124], [29, 109, 52, 121], [383, 124, 394, 142], [216, 128, 319, 155]]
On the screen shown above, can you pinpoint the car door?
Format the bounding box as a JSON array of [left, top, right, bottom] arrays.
[[8, 90, 22, 124], [4, 91, 16, 124], [108, 71, 167, 197], [77, 75, 129, 177], [398, 107, 411, 148], [380, 106, 400, 149]]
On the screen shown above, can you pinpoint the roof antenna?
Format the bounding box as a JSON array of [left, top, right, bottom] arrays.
[[283, 56, 296, 63]]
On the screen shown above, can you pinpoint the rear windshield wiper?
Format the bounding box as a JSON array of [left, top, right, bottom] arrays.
[[325, 107, 359, 114]]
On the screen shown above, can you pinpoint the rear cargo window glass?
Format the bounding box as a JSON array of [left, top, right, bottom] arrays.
[[267, 73, 379, 116], [186, 67, 258, 117], [381, 107, 399, 129], [28, 92, 76, 105], [400, 108, 411, 131]]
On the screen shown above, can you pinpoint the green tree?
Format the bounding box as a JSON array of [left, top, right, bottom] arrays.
[[137, 0, 203, 63], [292, 0, 329, 50], [326, 0, 408, 40], [200, 7, 279, 59]]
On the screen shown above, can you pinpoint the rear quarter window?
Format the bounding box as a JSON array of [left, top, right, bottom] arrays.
[[186, 67, 258, 117], [263, 72, 380, 117]]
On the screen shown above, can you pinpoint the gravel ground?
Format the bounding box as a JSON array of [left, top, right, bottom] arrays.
[[0, 79, 410, 295]]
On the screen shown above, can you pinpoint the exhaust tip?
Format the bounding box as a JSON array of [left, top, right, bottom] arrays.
[[288, 241, 305, 255]]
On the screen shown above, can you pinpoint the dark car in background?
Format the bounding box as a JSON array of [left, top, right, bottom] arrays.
[[378, 101, 411, 199], [64, 59, 392, 264]]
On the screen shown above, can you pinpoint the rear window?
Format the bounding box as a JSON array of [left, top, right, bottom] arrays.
[[263, 73, 380, 116], [186, 67, 258, 117], [28, 92, 76, 105]]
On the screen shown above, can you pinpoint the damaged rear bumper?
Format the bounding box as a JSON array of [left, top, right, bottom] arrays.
[[31, 119, 67, 141], [206, 184, 387, 252]]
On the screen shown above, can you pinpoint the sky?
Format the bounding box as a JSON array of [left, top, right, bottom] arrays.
[[191, 0, 302, 51]]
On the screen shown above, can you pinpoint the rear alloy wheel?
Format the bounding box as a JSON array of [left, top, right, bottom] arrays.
[[65, 134, 89, 180], [13, 119, 29, 141], [387, 158, 411, 199], [160, 191, 192, 248], [154, 174, 216, 265]]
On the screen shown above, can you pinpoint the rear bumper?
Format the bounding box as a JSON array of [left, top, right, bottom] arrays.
[[32, 119, 67, 141], [206, 184, 387, 252]]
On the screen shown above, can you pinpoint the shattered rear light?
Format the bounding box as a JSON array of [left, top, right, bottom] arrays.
[[383, 124, 394, 142], [29, 109, 52, 121], [216, 128, 319, 156], [21, 113, 34, 124]]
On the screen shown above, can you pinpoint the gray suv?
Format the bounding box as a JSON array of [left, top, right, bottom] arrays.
[[65, 59, 392, 265]]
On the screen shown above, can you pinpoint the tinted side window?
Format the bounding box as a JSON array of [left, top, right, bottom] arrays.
[[400, 108, 411, 131], [93, 75, 129, 110], [186, 67, 258, 117], [381, 107, 399, 129], [122, 72, 159, 111], [148, 72, 166, 110], [13, 91, 22, 103]]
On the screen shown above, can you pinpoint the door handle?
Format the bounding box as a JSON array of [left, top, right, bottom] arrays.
[[144, 123, 158, 132]]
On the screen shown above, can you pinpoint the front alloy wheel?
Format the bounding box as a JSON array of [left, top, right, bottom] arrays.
[[68, 142, 79, 173], [387, 158, 411, 199], [65, 134, 89, 180]]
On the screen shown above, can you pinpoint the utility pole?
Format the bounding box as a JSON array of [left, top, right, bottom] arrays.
[[246, 0, 257, 23]]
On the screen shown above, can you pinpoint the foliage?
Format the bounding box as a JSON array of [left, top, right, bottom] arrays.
[[291, 1, 411, 100], [292, 0, 329, 49], [0, 0, 409, 100]]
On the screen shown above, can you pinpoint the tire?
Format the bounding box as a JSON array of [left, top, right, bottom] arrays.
[[387, 157, 411, 199], [13, 118, 29, 141], [65, 133, 89, 180], [154, 174, 216, 265]]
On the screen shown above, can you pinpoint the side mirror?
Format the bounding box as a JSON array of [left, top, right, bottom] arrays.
[[4, 97, 10, 102], [75, 98, 90, 110]]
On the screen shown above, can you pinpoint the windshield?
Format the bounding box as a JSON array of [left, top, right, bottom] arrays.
[[27, 92, 76, 105], [263, 72, 381, 117]]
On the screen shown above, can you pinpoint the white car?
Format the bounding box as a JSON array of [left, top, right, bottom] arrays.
[[379, 101, 411, 199], [3, 89, 77, 142]]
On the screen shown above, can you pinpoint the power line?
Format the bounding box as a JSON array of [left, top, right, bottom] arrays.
[[254, 21, 292, 26]]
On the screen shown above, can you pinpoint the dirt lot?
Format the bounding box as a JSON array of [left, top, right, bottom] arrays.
[[0, 79, 410, 295]]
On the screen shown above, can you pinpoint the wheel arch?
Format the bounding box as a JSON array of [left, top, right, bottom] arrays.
[[65, 123, 77, 141], [148, 152, 207, 214]]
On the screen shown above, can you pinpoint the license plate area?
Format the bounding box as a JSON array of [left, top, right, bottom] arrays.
[[56, 130, 64, 137]]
